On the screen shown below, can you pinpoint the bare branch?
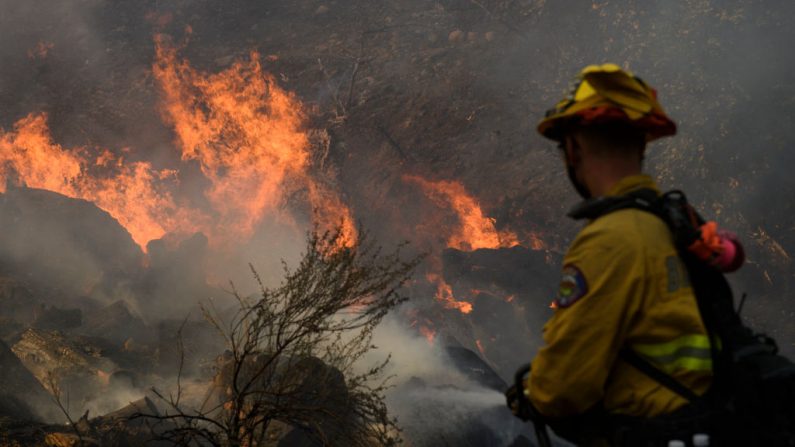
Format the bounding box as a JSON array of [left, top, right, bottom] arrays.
[[138, 226, 421, 446], [45, 371, 86, 444]]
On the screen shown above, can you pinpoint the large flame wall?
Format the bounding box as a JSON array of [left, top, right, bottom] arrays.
[[1, 37, 358, 253]]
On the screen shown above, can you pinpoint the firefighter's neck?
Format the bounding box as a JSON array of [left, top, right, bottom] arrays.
[[568, 138, 643, 198], [580, 154, 642, 197]]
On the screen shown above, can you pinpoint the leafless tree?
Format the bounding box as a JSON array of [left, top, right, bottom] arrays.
[[139, 228, 421, 446]]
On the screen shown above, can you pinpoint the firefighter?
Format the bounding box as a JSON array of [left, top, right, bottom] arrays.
[[507, 64, 726, 446]]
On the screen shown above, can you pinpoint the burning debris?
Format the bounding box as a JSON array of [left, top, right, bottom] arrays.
[[152, 34, 357, 248], [0, 37, 356, 255], [0, 113, 192, 251], [433, 245, 558, 376], [403, 174, 520, 251], [427, 272, 474, 314]]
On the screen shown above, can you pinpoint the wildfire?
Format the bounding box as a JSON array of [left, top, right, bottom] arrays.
[[96, 369, 112, 385], [471, 288, 517, 305], [529, 232, 547, 251], [0, 35, 357, 253], [427, 273, 473, 314], [419, 326, 436, 345], [407, 308, 438, 345], [27, 41, 54, 59], [0, 113, 202, 249], [153, 35, 356, 247], [475, 339, 486, 357], [306, 179, 357, 249], [403, 174, 518, 251]]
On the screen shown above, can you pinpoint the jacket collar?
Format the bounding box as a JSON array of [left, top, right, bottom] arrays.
[[605, 174, 660, 197], [567, 174, 661, 221]]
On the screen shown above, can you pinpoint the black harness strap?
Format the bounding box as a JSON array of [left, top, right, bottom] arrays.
[[620, 350, 703, 403], [567, 188, 659, 221]]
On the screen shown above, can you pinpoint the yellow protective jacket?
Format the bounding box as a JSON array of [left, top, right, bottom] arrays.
[[528, 174, 713, 419]]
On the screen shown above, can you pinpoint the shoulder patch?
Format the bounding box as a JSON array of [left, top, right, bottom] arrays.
[[555, 264, 589, 308]]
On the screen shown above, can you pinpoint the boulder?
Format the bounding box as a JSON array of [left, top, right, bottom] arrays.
[[99, 396, 158, 422], [0, 187, 143, 304], [79, 300, 149, 346], [0, 338, 61, 422], [0, 277, 38, 325], [136, 232, 216, 320], [33, 305, 82, 332], [444, 345, 507, 392], [11, 328, 116, 412], [213, 353, 353, 444]]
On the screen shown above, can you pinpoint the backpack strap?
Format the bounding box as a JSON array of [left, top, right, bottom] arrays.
[[567, 188, 659, 220], [620, 349, 703, 404]]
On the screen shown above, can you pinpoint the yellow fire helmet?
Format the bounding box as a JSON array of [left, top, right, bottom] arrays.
[[537, 63, 677, 142]]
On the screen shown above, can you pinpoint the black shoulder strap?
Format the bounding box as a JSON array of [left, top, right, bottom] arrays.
[[567, 188, 659, 221], [620, 350, 703, 403]]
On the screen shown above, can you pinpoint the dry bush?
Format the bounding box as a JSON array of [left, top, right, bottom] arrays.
[[139, 228, 422, 446]]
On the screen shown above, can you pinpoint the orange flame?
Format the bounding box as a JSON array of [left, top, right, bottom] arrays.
[[472, 288, 515, 303], [407, 308, 437, 344], [96, 369, 111, 385], [529, 232, 547, 251], [0, 36, 356, 253], [0, 113, 203, 250], [403, 174, 518, 251], [475, 339, 486, 357], [27, 41, 54, 59], [307, 179, 357, 249], [419, 325, 436, 345], [426, 273, 472, 314], [153, 35, 356, 247]]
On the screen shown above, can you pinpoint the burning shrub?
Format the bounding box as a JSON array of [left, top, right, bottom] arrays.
[[140, 228, 421, 446]]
